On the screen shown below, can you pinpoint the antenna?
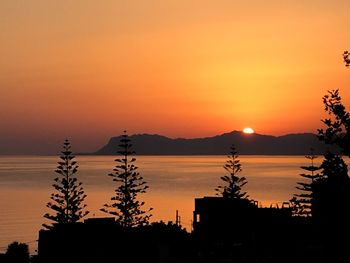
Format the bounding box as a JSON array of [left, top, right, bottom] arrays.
[[176, 210, 180, 226]]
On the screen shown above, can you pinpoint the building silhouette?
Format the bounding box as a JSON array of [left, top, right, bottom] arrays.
[[38, 196, 345, 263]]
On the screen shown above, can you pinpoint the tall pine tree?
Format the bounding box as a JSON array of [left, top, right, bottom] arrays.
[[291, 149, 321, 217], [216, 145, 248, 199], [43, 140, 89, 229], [101, 132, 152, 227]]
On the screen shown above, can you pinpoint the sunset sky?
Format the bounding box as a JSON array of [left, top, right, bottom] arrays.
[[1, 0, 350, 154]]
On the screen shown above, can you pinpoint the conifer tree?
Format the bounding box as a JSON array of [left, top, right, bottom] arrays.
[[43, 140, 89, 228], [101, 132, 152, 227], [216, 145, 248, 199], [291, 149, 321, 217]]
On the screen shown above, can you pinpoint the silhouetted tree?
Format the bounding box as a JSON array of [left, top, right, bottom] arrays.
[[216, 145, 248, 199], [101, 132, 152, 227], [6, 241, 29, 263], [43, 140, 89, 229], [343, 50, 350, 67], [318, 89, 350, 157], [291, 149, 321, 217], [312, 152, 350, 222]]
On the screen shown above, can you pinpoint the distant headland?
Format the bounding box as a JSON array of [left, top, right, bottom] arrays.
[[88, 131, 337, 155]]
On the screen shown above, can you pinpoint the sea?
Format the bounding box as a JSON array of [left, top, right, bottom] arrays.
[[0, 155, 328, 253]]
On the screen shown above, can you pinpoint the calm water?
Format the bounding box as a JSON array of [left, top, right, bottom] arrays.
[[0, 155, 324, 253]]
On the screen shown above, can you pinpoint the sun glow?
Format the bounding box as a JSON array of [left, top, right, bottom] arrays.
[[243, 127, 254, 134]]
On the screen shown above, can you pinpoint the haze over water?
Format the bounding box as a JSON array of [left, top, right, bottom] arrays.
[[0, 155, 331, 253]]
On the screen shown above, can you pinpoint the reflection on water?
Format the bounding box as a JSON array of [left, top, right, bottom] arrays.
[[0, 155, 325, 253]]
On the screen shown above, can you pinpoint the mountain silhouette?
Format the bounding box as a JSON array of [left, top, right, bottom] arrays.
[[92, 131, 337, 155]]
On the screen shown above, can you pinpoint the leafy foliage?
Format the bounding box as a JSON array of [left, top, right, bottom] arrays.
[[317, 89, 350, 157], [216, 145, 248, 199], [6, 241, 30, 263], [291, 149, 321, 217], [343, 50, 350, 67], [101, 132, 152, 227], [312, 152, 350, 221], [43, 140, 89, 228]]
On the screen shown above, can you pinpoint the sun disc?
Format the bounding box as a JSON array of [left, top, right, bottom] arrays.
[[243, 127, 254, 134]]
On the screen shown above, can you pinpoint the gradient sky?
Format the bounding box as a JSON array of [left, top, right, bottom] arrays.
[[1, 0, 350, 154]]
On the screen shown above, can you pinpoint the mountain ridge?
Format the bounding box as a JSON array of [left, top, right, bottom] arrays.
[[91, 131, 337, 155]]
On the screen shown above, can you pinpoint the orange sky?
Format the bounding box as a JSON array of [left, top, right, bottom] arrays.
[[1, 1, 350, 154]]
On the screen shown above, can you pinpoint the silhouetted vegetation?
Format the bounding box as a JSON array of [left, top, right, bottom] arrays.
[[5, 241, 29, 263], [101, 132, 152, 227], [318, 89, 350, 157], [38, 218, 191, 263], [216, 145, 248, 199], [43, 140, 89, 229], [317, 54, 350, 156], [290, 149, 321, 217], [343, 50, 350, 67], [312, 152, 350, 222]]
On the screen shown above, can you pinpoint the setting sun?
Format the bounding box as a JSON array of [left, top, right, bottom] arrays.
[[243, 127, 255, 134]]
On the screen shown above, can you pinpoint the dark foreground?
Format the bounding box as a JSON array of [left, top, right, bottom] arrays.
[[17, 197, 345, 263]]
